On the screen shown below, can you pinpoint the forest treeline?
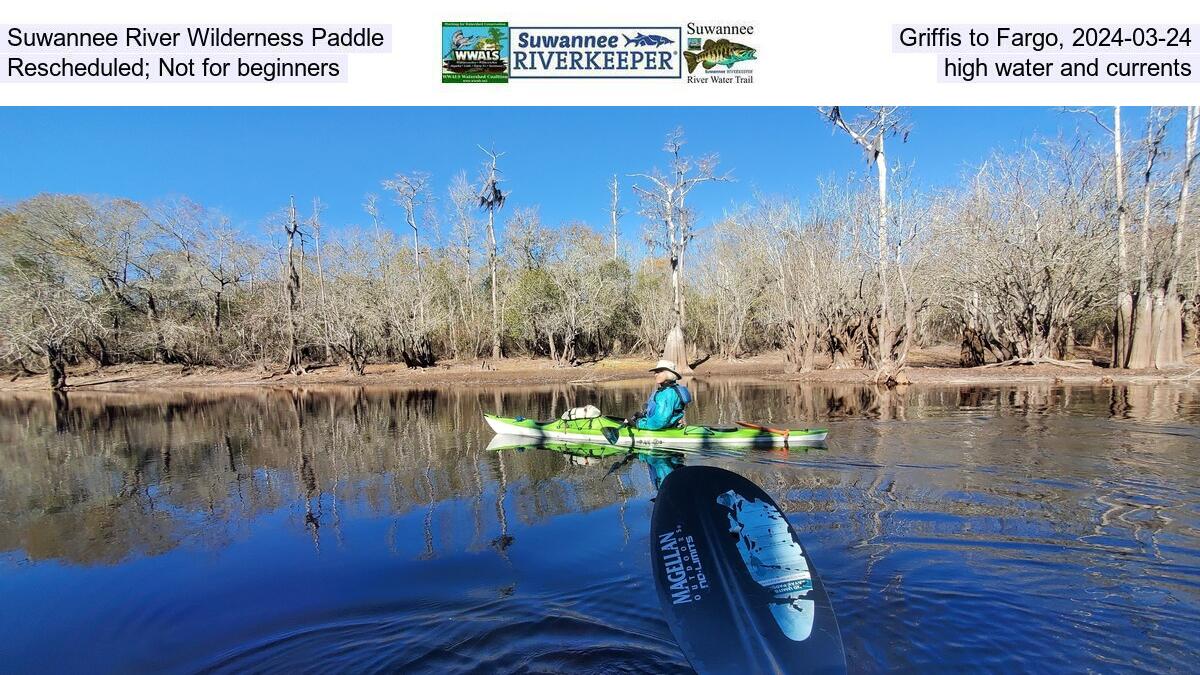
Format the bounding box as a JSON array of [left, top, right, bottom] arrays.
[[1, 107, 1198, 389]]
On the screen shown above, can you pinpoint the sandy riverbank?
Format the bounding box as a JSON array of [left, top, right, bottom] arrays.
[[3, 345, 1198, 393]]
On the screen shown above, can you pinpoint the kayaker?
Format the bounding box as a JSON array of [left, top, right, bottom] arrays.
[[628, 360, 692, 431]]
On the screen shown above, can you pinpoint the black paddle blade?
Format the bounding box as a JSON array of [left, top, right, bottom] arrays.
[[602, 426, 620, 444], [651, 465, 846, 674]]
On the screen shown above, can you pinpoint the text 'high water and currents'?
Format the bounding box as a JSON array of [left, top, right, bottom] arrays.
[[893, 24, 1199, 83]]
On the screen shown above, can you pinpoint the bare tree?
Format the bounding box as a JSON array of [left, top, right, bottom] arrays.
[[283, 196, 306, 375], [701, 212, 774, 361], [1126, 108, 1174, 368], [549, 223, 626, 363], [150, 198, 256, 357], [1146, 106, 1199, 366], [6, 196, 167, 363], [1069, 106, 1135, 367], [609, 175, 624, 260], [321, 232, 385, 375], [938, 141, 1113, 367], [630, 128, 731, 373], [364, 194, 384, 240], [477, 146, 507, 361], [383, 172, 433, 329], [448, 172, 483, 359], [309, 198, 332, 361], [1165, 106, 1199, 357], [0, 239, 103, 389], [819, 106, 913, 384]]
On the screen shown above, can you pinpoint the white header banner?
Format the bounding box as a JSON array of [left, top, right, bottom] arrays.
[[1, 1, 1197, 104]]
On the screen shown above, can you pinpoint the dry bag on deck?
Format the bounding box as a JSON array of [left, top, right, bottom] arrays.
[[561, 405, 602, 421]]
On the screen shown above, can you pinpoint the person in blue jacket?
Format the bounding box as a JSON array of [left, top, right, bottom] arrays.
[[628, 359, 692, 431]]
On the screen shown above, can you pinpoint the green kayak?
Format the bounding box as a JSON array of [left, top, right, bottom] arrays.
[[483, 413, 827, 448]]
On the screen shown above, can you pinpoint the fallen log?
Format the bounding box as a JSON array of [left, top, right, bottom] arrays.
[[977, 357, 1093, 370]]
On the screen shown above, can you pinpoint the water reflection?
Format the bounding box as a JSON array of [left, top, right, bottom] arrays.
[[0, 381, 1198, 672]]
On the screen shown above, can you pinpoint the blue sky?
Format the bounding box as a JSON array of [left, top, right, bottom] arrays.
[[0, 107, 1155, 245]]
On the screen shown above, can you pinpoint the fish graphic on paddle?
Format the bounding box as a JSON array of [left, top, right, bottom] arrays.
[[684, 39, 756, 72], [716, 489, 815, 641]]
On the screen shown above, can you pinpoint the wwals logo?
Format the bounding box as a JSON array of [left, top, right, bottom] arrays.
[[442, 22, 509, 83]]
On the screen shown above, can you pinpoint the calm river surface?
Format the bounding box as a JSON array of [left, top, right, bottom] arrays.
[[1, 380, 1198, 673]]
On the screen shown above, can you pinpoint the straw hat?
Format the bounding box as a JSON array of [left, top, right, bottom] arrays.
[[650, 359, 682, 380]]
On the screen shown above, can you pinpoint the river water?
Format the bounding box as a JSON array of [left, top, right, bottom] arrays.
[[1, 380, 1198, 673]]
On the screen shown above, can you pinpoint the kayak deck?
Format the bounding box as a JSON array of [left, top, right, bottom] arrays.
[[484, 413, 827, 448]]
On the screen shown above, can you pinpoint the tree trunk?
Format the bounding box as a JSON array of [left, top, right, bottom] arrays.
[[827, 322, 854, 369], [960, 327, 987, 366], [313, 207, 332, 362], [663, 324, 691, 374], [784, 326, 802, 374], [488, 210, 501, 360], [785, 325, 816, 374], [800, 330, 817, 373], [147, 293, 168, 363], [405, 200, 426, 332], [874, 141, 900, 385], [212, 290, 224, 339], [90, 336, 115, 367], [610, 175, 621, 260], [349, 334, 367, 376], [1153, 106, 1197, 367], [1152, 291, 1185, 367], [662, 197, 693, 374], [1128, 109, 1170, 369], [285, 197, 306, 375], [46, 341, 67, 391], [1184, 294, 1199, 349], [336, 333, 364, 375], [1126, 148, 1153, 370], [671, 256, 683, 327], [1062, 324, 1076, 360], [1114, 290, 1133, 367], [1127, 293, 1153, 368], [662, 260, 693, 374], [1112, 107, 1132, 369]]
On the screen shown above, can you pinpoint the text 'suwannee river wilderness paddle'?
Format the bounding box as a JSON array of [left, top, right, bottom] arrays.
[[651, 465, 846, 674]]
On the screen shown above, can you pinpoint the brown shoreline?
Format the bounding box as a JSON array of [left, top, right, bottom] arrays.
[[2, 347, 1198, 393]]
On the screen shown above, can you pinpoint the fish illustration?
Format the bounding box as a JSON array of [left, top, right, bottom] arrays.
[[683, 39, 756, 72], [716, 489, 814, 641], [624, 32, 675, 47]]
